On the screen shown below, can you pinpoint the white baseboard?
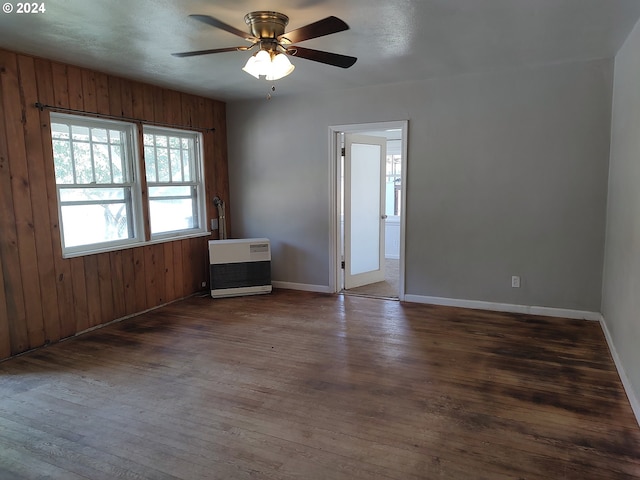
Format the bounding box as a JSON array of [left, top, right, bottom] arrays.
[[403, 294, 602, 321], [599, 315, 640, 428], [271, 281, 332, 294]]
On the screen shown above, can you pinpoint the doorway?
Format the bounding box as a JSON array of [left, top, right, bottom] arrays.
[[329, 121, 408, 300]]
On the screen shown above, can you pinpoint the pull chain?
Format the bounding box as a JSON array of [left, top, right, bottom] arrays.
[[267, 84, 276, 100]]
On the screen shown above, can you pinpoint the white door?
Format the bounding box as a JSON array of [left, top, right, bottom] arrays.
[[344, 134, 387, 289]]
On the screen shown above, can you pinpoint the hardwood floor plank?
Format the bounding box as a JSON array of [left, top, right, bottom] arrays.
[[0, 290, 639, 479]]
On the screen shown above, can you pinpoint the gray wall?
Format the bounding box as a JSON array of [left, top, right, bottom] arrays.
[[227, 59, 612, 311], [603, 19, 640, 405]]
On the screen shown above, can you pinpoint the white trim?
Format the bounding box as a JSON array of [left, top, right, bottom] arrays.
[[328, 120, 408, 301], [272, 281, 332, 293], [404, 294, 602, 321], [62, 230, 212, 259], [211, 285, 272, 298], [599, 315, 640, 427], [328, 127, 340, 295]]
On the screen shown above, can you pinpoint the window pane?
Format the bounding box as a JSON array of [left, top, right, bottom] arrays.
[[51, 123, 70, 140], [110, 130, 123, 145], [144, 146, 156, 182], [111, 145, 124, 183], [182, 149, 192, 181], [71, 125, 90, 142], [93, 143, 112, 183], [73, 142, 93, 184], [59, 187, 125, 202], [156, 147, 170, 182], [91, 128, 108, 143], [149, 198, 196, 234], [149, 186, 191, 198], [170, 149, 182, 181], [60, 202, 132, 248], [52, 139, 74, 184]]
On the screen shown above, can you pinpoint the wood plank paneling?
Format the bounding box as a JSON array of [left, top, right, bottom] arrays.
[[153, 244, 166, 306], [143, 246, 158, 308], [94, 71, 109, 115], [81, 69, 97, 112], [0, 50, 29, 354], [48, 60, 77, 340], [132, 247, 147, 313], [0, 251, 10, 358], [83, 255, 101, 329], [17, 54, 61, 344], [211, 101, 230, 237], [67, 66, 83, 111], [163, 242, 176, 302], [0, 47, 228, 360], [1, 50, 45, 349], [109, 252, 126, 321], [97, 253, 114, 326], [69, 257, 88, 333], [172, 240, 184, 299], [120, 249, 136, 315]]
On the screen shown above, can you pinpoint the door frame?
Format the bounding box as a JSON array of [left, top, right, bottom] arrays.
[[328, 120, 408, 300]]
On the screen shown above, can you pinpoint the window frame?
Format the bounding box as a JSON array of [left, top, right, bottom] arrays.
[[49, 113, 209, 258], [142, 125, 207, 241], [51, 113, 146, 257]]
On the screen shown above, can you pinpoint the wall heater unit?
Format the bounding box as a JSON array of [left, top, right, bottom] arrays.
[[208, 238, 272, 298]]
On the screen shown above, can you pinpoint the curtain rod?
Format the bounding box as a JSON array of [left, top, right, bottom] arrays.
[[34, 102, 215, 133]]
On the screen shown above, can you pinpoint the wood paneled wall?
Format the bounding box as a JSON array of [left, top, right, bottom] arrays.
[[0, 48, 230, 360]]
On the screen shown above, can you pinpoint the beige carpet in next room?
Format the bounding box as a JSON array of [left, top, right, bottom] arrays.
[[344, 258, 399, 298]]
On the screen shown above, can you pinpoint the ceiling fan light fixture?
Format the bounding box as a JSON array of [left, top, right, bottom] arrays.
[[242, 49, 294, 81], [267, 52, 295, 80]]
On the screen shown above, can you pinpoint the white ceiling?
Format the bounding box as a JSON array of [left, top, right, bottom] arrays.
[[1, 0, 640, 102]]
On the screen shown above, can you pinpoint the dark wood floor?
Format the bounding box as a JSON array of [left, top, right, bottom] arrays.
[[1, 289, 639, 479]]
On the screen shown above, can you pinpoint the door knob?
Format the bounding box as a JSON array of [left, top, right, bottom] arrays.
[[381, 215, 388, 219]]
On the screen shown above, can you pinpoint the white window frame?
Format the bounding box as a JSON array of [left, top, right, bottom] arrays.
[[142, 126, 207, 241], [49, 113, 208, 258], [51, 113, 145, 257]]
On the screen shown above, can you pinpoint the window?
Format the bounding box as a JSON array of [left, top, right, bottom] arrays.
[[143, 127, 205, 238], [385, 154, 402, 216], [51, 114, 142, 255], [50, 114, 207, 257]]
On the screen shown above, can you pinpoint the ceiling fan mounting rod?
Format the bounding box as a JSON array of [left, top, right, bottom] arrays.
[[258, 39, 283, 54]]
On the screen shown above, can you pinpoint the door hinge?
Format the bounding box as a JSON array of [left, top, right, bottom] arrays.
[[341, 261, 345, 269], [341, 147, 345, 157]]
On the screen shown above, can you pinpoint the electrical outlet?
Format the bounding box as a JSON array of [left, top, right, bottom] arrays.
[[511, 276, 521, 288], [201, 281, 206, 288]]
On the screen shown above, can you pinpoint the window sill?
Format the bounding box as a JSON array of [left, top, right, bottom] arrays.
[[62, 231, 212, 259]]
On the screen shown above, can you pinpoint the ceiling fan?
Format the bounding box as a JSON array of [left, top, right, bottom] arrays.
[[172, 11, 357, 81]]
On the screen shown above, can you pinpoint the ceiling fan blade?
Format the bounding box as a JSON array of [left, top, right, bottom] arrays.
[[172, 46, 247, 58], [288, 46, 357, 69], [189, 14, 256, 41], [279, 16, 349, 44]]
